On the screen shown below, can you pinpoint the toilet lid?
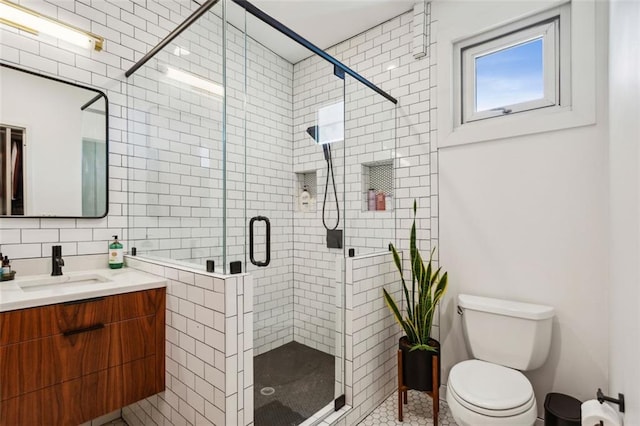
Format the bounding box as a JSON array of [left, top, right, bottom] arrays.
[[449, 360, 534, 412]]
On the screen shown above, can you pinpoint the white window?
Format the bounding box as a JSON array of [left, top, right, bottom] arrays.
[[454, 5, 569, 125], [316, 102, 344, 145]]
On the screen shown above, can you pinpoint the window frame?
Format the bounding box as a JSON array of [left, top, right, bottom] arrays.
[[454, 4, 570, 127]]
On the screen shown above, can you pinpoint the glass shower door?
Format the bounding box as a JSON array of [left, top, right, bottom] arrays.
[[288, 61, 347, 423], [230, 5, 347, 422]]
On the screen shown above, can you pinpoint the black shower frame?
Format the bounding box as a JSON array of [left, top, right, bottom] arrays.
[[124, 0, 398, 104]]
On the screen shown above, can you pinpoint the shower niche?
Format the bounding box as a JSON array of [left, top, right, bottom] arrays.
[[295, 171, 317, 212], [362, 160, 394, 212]]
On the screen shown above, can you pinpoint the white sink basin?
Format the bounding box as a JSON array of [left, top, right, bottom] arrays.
[[18, 273, 112, 292]]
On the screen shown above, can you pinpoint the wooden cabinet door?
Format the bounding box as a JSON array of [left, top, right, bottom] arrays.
[[1, 356, 161, 426], [1, 316, 157, 401], [0, 296, 111, 345], [0, 287, 165, 425], [0, 288, 164, 345]]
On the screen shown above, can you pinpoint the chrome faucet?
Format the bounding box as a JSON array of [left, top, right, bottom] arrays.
[[51, 245, 64, 276]]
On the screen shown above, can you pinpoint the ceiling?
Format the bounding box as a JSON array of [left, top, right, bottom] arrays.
[[226, 0, 415, 63]]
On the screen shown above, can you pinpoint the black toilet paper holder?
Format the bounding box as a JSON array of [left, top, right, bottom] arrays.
[[597, 388, 625, 413]]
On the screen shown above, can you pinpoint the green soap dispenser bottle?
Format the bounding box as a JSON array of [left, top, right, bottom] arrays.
[[109, 235, 124, 269]]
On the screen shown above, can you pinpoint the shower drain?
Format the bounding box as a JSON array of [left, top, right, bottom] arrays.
[[260, 387, 275, 396]]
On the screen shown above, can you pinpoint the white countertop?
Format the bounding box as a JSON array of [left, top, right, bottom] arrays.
[[0, 268, 167, 312]]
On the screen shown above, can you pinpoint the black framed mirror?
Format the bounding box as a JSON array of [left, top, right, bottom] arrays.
[[0, 63, 109, 218]]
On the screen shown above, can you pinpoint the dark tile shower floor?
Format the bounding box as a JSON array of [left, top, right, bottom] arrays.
[[254, 341, 335, 426]]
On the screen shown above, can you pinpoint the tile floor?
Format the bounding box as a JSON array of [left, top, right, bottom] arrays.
[[254, 341, 334, 425], [104, 390, 458, 426], [359, 391, 458, 426]]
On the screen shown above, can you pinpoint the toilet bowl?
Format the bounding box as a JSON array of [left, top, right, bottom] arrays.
[[447, 294, 555, 426], [446, 360, 537, 426]]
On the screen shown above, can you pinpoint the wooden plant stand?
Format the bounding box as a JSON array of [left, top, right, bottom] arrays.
[[397, 349, 439, 425]]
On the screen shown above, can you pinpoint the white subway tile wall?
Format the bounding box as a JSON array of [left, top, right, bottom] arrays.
[[122, 256, 254, 426], [413, 0, 429, 59], [344, 251, 402, 424], [291, 8, 436, 356]]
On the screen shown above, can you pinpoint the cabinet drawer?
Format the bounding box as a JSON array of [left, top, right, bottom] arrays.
[[0, 315, 156, 401], [0, 355, 157, 426], [0, 288, 164, 345], [0, 296, 111, 346]]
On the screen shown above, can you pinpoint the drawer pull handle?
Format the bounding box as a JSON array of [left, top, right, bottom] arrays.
[[63, 323, 105, 337], [63, 296, 105, 306]]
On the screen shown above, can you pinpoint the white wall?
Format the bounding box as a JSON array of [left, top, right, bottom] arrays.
[[608, 0, 640, 422], [436, 0, 610, 419]]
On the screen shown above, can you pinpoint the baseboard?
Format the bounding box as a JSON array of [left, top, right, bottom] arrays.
[[440, 383, 448, 402]]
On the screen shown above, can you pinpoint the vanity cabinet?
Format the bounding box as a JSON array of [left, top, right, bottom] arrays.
[[0, 288, 165, 425]]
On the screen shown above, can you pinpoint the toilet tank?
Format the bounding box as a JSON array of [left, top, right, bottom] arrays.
[[458, 294, 555, 371]]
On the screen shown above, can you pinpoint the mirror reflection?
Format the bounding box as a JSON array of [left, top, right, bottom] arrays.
[[0, 64, 108, 217]]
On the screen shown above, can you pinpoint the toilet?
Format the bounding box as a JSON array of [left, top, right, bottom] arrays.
[[447, 294, 555, 426]]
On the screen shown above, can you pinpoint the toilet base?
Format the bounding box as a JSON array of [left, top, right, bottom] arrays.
[[446, 384, 537, 426]]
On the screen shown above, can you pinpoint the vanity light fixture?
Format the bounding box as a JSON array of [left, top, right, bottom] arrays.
[[163, 66, 224, 97], [0, 0, 104, 51]]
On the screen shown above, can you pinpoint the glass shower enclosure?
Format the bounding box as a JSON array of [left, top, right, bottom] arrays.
[[124, 1, 397, 424]]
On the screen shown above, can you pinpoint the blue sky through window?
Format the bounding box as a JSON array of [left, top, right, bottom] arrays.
[[475, 38, 544, 112]]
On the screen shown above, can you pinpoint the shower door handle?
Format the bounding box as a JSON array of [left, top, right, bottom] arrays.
[[249, 216, 271, 267]]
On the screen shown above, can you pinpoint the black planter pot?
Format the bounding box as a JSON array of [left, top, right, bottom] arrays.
[[399, 336, 441, 391]]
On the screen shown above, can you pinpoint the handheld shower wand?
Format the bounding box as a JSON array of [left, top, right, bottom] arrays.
[[306, 126, 340, 231], [322, 144, 330, 162]]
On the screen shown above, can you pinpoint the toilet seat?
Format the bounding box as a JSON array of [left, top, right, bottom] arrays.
[[448, 360, 535, 417]]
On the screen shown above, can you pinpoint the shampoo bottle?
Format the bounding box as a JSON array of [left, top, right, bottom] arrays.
[[109, 235, 124, 269], [1, 256, 10, 276], [368, 188, 376, 211], [376, 192, 386, 210], [385, 193, 393, 211], [300, 185, 311, 212]]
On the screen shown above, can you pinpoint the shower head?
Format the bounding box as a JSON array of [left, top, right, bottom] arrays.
[[306, 125, 318, 142], [306, 125, 330, 161]]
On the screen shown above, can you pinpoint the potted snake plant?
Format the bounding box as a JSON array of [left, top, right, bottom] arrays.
[[384, 200, 448, 391]]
